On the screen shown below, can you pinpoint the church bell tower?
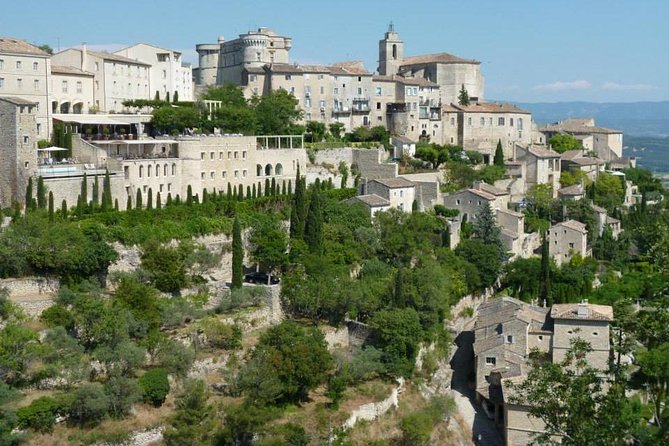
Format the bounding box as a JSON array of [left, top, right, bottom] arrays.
[[378, 22, 404, 76]]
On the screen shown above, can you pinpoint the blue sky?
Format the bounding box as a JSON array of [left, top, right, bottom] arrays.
[[2, 0, 667, 103]]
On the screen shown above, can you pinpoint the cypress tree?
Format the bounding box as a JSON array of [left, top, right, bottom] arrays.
[[231, 217, 243, 289], [61, 199, 67, 219], [202, 188, 208, 203], [147, 188, 153, 210], [154, 90, 160, 101], [64, 127, 73, 157], [126, 195, 132, 211], [304, 187, 324, 253], [340, 173, 348, 189], [281, 181, 286, 196], [412, 199, 418, 212], [102, 170, 112, 211], [76, 194, 83, 216], [271, 178, 276, 196], [136, 188, 142, 209], [246, 185, 251, 199], [394, 267, 405, 308], [92, 175, 100, 208], [47, 192, 54, 222], [237, 184, 244, 201], [37, 176, 46, 209], [12, 202, 21, 222], [80, 173, 88, 208], [173, 90, 178, 103], [25, 177, 34, 211], [226, 183, 232, 200], [114, 198, 119, 211], [288, 180, 292, 195], [458, 84, 470, 106], [494, 139, 505, 166], [167, 193, 173, 206], [175, 195, 181, 205], [156, 192, 162, 210], [252, 183, 257, 199], [187, 185, 193, 205], [327, 177, 333, 189], [540, 231, 552, 307], [257, 181, 262, 196], [290, 168, 307, 239], [443, 224, 451, 248], [165, 91, 170, 103], [264, 178, 271, 197]]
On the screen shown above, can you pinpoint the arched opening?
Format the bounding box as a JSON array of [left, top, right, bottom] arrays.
[[139, 165, 144, 178], [171, 163, 176, 176], [72, 102, 84, 114], [392, 44, 397, 60], [164, 164, 168, 176], [265, 164, 273, 176], [147, 164, 151, 177], [256, 164, 263, 177], [275, 163, 283, 176], [59, 102, 71, 114], [155, 165, 160, 177]]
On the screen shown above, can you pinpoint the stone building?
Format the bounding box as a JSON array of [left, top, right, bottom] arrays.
[[473, 297, 614, 446], [360, 177, 415, 213], [515, 144, 561, 195], [541, 118, 623, 161], [52, 46, 151, 113], [50, 65, 95, 114], [548, 219, 590, 265], [346, 194, 391, 217], [114, 43, 193, 101], [0, 96, 39, 207], [0, 37, 52, 140]]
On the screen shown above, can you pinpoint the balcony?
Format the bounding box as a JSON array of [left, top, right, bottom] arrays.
[[333, 105, 351, 115], [352, 97, 371, 113], [386, 102, 407, 114]]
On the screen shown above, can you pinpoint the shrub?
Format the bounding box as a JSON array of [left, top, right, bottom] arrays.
[[68, 383, 110, 426], [155, 339, 195, 377], [16, 396, 62, 432], [433, 205, 459, 218], [200, 319, 242, 350], [138, 368, 170, 407]]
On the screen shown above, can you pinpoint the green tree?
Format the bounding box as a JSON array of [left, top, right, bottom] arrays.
[[494, 139, 504, 166], [140, 241, 188, 293], [549, 133, 582, 153], [306, 121, 326, 142], [92, 175, 99, 208], [290, 167, 306, 239], [304, 187, 324, 253], [47, 192, 54, 222], [163, 379, 215, 446], [329, 122, 345, 140], [147, 188, 153, 210], [68, 382, 110, 426], [61, 199, 67, 219], [458, 84, 470, 106], [369, 308, 423, 377], [455, 239, 502, 290], [138, 368, 170, 407], [252, 88, 303, 135], [232, 217, 244, 289], [238, 321, 333, 405], [135, 188, 142, 209], [472, 202, 505, 257], [25, 177, 34, 211], [36, 176, 46, 209], [101, 170, 113, 211], [249, 219, 288, 276], [173, 90, 178, 103], [592, 172, 625, 211]]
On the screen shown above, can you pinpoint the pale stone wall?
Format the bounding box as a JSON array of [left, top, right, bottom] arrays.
[[552, 318, 610, 371], [353, 149, 397, 179], [460, 112, 531, 160], [548, 223, 588, 266], [0, 99, 38, 207], [0, 276, 59, 298], [342, 378, 404, 431], [527, 332, 553, 354], [51, 71, 94, 114], [42, 171, 126, 211], [505, 404, 546, 446]]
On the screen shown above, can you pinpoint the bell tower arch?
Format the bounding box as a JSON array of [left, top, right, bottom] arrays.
[[378, 22, 404, 76]]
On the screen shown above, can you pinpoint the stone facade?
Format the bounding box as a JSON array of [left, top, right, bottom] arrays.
[[0, 37, 52, 139], [50, 66, 95, 114], [541, 118, 623, 161], [515, 144, 561, 195], [361, 177, 415, 213], [548, 219, 590, 266]]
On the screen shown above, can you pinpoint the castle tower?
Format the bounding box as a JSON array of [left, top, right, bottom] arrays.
[[378, 23, 404, 76]]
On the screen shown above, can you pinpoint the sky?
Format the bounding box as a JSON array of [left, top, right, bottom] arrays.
[[2, 0, 667, 103]]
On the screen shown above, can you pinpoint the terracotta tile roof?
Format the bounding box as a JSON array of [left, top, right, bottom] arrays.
[[351, 194, 390, 207], [392, 135, 414, 144], [371, 177, 415, 189], [550, 303, 613, 321], [560, 149, 585, 161], [401, 52, 479, 66], [474, 181, 508, 196], [569, 157, 603, 166], [522, 144, 560, 159], [51, 65, 94, 76], [557, 184, 585, 196], [0, 37, 49, 56], [86, 49, 151, 66], [467, 188, 497, 201], [0, 96, 38, 106], [452, 102, 531, 114], [244, 67, 266, 74], [553, 219, 587, 233], [497, 208, 523, 218], [266, 63, 304, 74], [441, 104, 459, 112], [330, 60, 370, 75]]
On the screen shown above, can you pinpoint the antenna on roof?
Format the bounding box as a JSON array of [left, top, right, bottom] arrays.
[[388, 21, 395, 33]]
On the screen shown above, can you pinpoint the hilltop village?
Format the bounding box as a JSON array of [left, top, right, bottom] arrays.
[[0, 26, 667, 446]]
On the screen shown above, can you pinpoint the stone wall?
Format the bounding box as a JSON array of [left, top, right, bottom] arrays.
[[342, 378, 405, 431], [353, 149, 397, 180], [0, 276, 59, 299]]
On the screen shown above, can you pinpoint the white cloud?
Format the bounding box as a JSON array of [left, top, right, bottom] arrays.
[[532, 80, 591, 91], [601, 82, 657, 91]]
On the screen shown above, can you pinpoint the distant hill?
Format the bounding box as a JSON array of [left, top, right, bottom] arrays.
[[507, 101, 669, 137]]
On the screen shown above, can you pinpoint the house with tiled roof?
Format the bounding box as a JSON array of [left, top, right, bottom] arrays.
[[0, 37, 52, 138], [515, 143, 561, 195], [473, 297, 614, 445], [548, 219, 590, 265], [360, 177, 416, 213], [541, 118, 623, 161], [346, 194, 391, 217]]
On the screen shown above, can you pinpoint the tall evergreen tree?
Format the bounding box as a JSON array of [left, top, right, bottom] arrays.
[[47, 192, 54, 222], [173, 90, 178, 103], [252, 183, 257, 199], [92, 175, 100, 208], [25, 177, 34, 211], [232, 217, 243, 289], [126, 195, 132, 211], [539, 231, 552, 307], [64, 127, 73, 157], [147, 188, 153, 210], [271, 177, 277, 196], [154, 90, 160, 101], [458, 84, 470, 106], [246, 185, 251, 199], [290, 167, 306, 239], [473, 202, 505, 257], [156, 192, 162, 210], [202, 188, 208, 203], [166, 193, 173, 206], [394, 266, 406, 308], [80, 173, 88, 208], [12, 201, 21, 222], [165, 91, 170, 103], [186, 185, 193, 205], [135, 188, 142, 209], [114, 198, 119, 211], [304, 187, 324, 253], [443, 224, 451, 248], [494, 139, 505, 166], [288, 180, 292, 195], [61, 199, 67, 219], [37, 176, 46, 209], [265, 178, 271, 197], [226, 183, 232, 200], [281, 181, 287, 196], [237, 184, 244, 201], [101, 170, 112, 211]]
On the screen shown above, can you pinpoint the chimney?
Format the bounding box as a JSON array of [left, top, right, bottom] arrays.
[[81, 42, 87, 71], [577, 300, 589, 318]]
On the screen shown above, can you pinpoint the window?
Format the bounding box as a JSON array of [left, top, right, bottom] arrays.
[[318, 74, 324, 80], [480, 117, 485, 126], [0, 78, 4, 88], [95, 62, 99, 71], [593, 332, 599, 336], [147, 165, 151, 177], [319, 100, 326, 108], [250, 74, 257, 82], [139, 166, 144, 178], [498, 117, 505, 126], [376, 86, 382, 95], [456, 199, 461, 205], [569, 242, 574, 249], [376, 102, 381, 110], [162, 70, 166, 79], [285, 74, 292, 80], [234, 170, 239, 178], [242, 169, 247, 177], [228, 152, 231, 160], [33, 79, 39, 90], [289, 86, 295, 94], [305, 97, 311, 107], [219, 152, 223, 160], [510, 118, 514, 127], [357, 87, 362, 95], [485, 357, 496, 366], [489, 117, 493, 125], [222, 171, 227, 178], [201, 172, 205, 179], [172, 163, 176, 175], [16, 61, 21, 70], [76, 81, 82, 93], [33, 62, 38, 71], [210, 152, 214, 160], [95, 80, 99, 90], [450, 117, 455, 126], [242, 151, 247, 159], [23, 136, 29, 144], [210, 171, 215, 179], [0, 59, 3, 69], [234, 151, 239, 159], [467, 117, 472, 126], [357, 76, 362, 82], [200, 152, 205, 160], [538, 335, 544, 341], [507, 335, 514, 344], [16, 78, 22, 89], [333, 87, 339, 95]]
